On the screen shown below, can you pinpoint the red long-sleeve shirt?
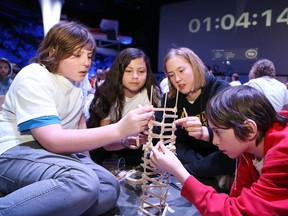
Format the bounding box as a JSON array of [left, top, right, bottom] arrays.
[[181, 113, 288, 216]]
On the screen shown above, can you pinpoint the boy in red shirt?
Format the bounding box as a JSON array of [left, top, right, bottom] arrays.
[[151, 85, 288, 216]]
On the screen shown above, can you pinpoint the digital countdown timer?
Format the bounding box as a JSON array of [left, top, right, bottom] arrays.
[[158, 0, 288, 75], [188, 7, 288, 33]]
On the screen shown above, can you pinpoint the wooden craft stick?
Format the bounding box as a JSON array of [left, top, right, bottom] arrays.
[[175, 88, 179, 108], [153, 107, 176, 112], [183, 107, 188, 117], [150, 85, 153, 105], [136, 134, 140, 147]]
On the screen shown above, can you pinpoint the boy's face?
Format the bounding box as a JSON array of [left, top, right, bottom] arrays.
[[0, 62, 10, 77], [209, 122, 251, 159], [56, 46, 93, 82]]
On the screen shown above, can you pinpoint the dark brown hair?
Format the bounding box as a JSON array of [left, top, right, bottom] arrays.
[[206, 85, 288, 145]]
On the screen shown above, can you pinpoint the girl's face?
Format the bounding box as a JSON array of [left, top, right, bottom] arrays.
[[57, 46, 93, 82], [0, 62, 10, 77], [122, 57, 147, 98], [209, 122, 251, 158], [165, 56, 195, 95]]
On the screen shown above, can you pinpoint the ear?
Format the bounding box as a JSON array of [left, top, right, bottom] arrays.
[[244, 119, 257, 140], [49, 48, 55, 57]]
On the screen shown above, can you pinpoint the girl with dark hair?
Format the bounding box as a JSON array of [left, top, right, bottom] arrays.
[[150, 85, 288, 215], [87, 47, 161, 165]]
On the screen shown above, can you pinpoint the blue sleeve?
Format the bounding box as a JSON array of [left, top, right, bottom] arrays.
[[18, 115, 61, 132]]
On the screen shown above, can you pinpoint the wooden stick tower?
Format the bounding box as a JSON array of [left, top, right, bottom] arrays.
[[139, 87, 179, 216]]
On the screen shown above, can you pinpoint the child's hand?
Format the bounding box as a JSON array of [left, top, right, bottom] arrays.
[[122, 133, 147, 149], [119, 105, 154, 138], [150, 141, 191, 185], [150, 141, 181, 175]]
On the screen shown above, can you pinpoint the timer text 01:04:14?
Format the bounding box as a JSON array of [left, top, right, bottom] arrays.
[[188, 8, 288, 33]]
